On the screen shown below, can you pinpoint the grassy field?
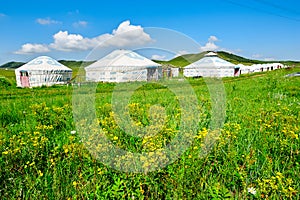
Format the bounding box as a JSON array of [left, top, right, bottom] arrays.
[[0, 68, 299, 199]]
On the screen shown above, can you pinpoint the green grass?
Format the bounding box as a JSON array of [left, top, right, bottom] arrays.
[[0, 68, 299, 199]]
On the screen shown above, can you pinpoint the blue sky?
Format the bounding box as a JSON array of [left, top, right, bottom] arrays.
[[1, 0, 300, 65]]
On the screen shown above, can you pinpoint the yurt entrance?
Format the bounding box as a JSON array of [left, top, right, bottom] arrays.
[[20, 71, 30, 87], [234, 68, 240, 76], [147, 68, 157, 81]]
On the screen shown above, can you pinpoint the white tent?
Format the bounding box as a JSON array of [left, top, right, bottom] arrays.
[[183, 52, 240, 77], [171, 68, 179, 77], [15, 56, 72, 88], [85, 49, 161, 82], [238, 64, 252, 74]]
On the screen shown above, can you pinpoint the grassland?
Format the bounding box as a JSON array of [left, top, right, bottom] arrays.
[[0, 67, 299, 199]]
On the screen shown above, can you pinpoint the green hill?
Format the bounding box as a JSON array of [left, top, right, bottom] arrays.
[[0, 61, 25, 69], [154, 52, 208, 67], [217, 51, 264, 65], [155, 51, 300, 67]]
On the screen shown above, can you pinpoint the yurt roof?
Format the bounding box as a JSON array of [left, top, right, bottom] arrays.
[[85, 49, 161, 70], [185, 55, 237, 69], [205, 52, 218, 57], [16, 56, 72, 71]]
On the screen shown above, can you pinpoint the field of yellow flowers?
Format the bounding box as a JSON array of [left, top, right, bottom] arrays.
[[0, 68, 299, 199]]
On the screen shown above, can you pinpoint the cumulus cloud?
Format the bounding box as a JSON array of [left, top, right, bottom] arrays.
[[50, 20, 152, 51], [15, 44, 50, 54], [200, 35, 219, 52], [106, 20, 152, 47], [16, 20, 152, 54], [36, 17, 61, 25], [151, 54, 167, 60], [49, 31, 101, 51], [73, 20, 88, 28]]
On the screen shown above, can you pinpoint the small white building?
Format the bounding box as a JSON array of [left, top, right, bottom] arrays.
[[183, 52, 240, 77], [162, 67, 179, 78], [85, 49, 161, 82], [171, 68, 179, 77], [15, 56, 72, 88], [249, 63, 284, 73], [237, 64, 251, 74]]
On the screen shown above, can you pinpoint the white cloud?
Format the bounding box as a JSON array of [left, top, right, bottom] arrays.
[[200, 35, 219, 52], [151, 54, 167, 60], [49, 20, 152, 51], [15, 20, 153, 54], [49, 31, 99, 51], [107, 20, 152, 47], [0, 13, 6, 17], [73, 20, 88, 28], [36, 17, 61, 25], [14, 43, 50, 54], [208, 35, 218, 42]]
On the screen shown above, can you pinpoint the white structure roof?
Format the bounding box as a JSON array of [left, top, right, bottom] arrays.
[[185, 53, 237, 69], [85, 49, 161, 70], [205, 52, 218, 57], [16, 56, 72, 72]]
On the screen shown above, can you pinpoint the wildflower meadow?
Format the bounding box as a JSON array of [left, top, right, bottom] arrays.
[[0, 67, 299, 199]]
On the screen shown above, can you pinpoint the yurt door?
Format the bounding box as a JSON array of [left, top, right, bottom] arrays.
[[20, 71, 30, 87], [147, 68, 157, 81], [234, 68, 240, 77]]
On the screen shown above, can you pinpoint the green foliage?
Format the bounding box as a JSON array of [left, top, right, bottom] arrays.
[[0, 69, 16, 83], [0, 76, 12, 88], [0, 68, 299, 199]]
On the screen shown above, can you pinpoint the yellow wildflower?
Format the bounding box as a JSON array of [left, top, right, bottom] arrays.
[[113, 136, 118, 141], [38, 170, 43, 177], [2, 151, 9, 155], [73, 181, 77, 187]]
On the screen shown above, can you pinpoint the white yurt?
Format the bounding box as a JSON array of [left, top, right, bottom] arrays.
[[15, 56, 72, 88], [85, 49, 161, 82], [238, 64, 252, 74], [250, 64, 263, 73], [183, 52, 240, 77]]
